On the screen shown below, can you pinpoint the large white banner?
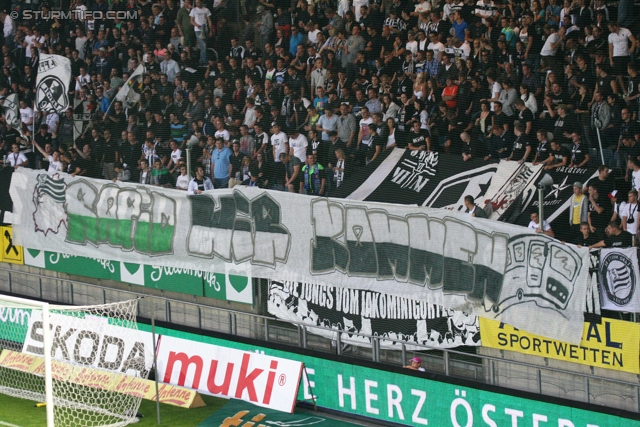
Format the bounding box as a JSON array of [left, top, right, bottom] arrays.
[[35, 54, 72, 113], [156, 335, 303, 413], [599, 248, 640, 312], [9, 169, 590, 344]]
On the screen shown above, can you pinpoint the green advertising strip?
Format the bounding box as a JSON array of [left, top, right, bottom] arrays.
[[23, 248, 253, 303], [25, 249, 122, 281], [140, 324, 640, 427], [198, 399, 363, 427]]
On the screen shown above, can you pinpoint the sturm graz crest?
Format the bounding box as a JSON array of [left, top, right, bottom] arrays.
[[601, 252, 636, 306], [36, 76, 68, 112]]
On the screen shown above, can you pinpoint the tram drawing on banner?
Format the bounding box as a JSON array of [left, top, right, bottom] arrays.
[[494, 235, 582, 316]]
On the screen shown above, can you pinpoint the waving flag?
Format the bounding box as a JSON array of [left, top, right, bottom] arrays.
[[115, 64, 145, 108], [35, 54, 71, 113]]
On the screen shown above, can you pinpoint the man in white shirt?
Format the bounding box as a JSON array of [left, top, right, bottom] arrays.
[[75, 28, 88, 59], [213, 119, 230, 143], [608, 22, 637, 91], [310, 58, 327, 98], [0, 10, 14, 49], [540, 26, 564, 70], [175, 164, 190, 190], [19, 100, 34, 134], [528, 212, 554, 237], [413, 0, 431, 16], [168, 141, 183, 174], [352, 0, 368, 22], [2, 142, 28, 169], [270, 123, 289, 162], [45, 111, 60, 134], [289, 130, 308, 162], [622, 190, 639, 237], [243, 98, 257, 129], [189, 0, 213, 65], [161, 52, 181, 82], [629, 158, 640, 192], [475, 0, 495, 24], [427, 32, 445, 62]]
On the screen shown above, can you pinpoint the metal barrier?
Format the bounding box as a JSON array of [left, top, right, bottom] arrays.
[[0, 264, 639, 413]]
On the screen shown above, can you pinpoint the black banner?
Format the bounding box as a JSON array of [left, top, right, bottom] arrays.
[[332, 148, 498, 209], [511, 166, 599, 240], [267, 280, 481, 350]]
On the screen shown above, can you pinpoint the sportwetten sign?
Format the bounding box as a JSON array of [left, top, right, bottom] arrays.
[[479, 318, 640, 374]]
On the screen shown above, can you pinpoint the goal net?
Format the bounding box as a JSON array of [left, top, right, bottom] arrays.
[[0, 295, 151, 427]]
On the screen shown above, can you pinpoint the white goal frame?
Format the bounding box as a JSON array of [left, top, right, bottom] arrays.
[[0, 294, 54, 427]]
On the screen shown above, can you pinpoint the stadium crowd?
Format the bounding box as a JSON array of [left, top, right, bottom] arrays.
[[0, 0, 638, 239]]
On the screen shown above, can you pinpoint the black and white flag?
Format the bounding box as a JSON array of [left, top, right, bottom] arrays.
[[335, 148, 439, 202], [115, 64, 145, 108], [512, 166, 599, 238], [599, 248, 640, 312], [332, 148, 498, 209], [3, 93, 21, 131], [35, 54, 71, 113], [268, 280, 481, 350], [483, 161, 544, 220]]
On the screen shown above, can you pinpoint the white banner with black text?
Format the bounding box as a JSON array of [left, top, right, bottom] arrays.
[[268, 280, 480, 350]]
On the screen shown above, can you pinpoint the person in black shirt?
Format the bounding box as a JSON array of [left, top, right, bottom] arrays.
[[568, 132, 590, 168], [591, 165, 615, 200], [532, 129, 551, 166], [229, 141, 245, 187], [619, 136, 640, 170], [550, 104, 578, 145], [492, 102, 510, 132], [546, 140, 569, 170], [462, 131, 486, 161], [514, 99, 534, 135], [406, 120, 432, 151], [484, 124, 512, 161], [588, 184, 611, 240], [367, 124, 385, 163], [590, 221, 634, 249], [306, 129, 327, 167], [507, 123, 532, 163], [574, 222, 601, 247]]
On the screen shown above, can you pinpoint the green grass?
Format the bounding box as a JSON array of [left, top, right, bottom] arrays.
[[0, 392, 227, 427]]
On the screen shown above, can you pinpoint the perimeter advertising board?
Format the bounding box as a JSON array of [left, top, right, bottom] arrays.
[[480, 318, 640, 374], [0, 310, 637, 425], [147, 324, 639, 427]]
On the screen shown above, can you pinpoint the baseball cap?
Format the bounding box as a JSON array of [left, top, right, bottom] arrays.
[[411, 357, 421, 363], [573, 182, 583, 189], [608, 190, 618, 199]]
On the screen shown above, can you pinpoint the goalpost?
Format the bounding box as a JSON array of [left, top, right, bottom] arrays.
[[0, 295, 150, 427]]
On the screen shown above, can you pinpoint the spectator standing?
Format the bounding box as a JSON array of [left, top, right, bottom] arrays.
[[569, 182, 589, 238], [211, 137, 232, 188]]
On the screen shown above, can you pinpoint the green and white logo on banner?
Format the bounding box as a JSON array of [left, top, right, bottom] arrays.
[[202, 263, 252, 304], [119, 262, 204, 297]]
